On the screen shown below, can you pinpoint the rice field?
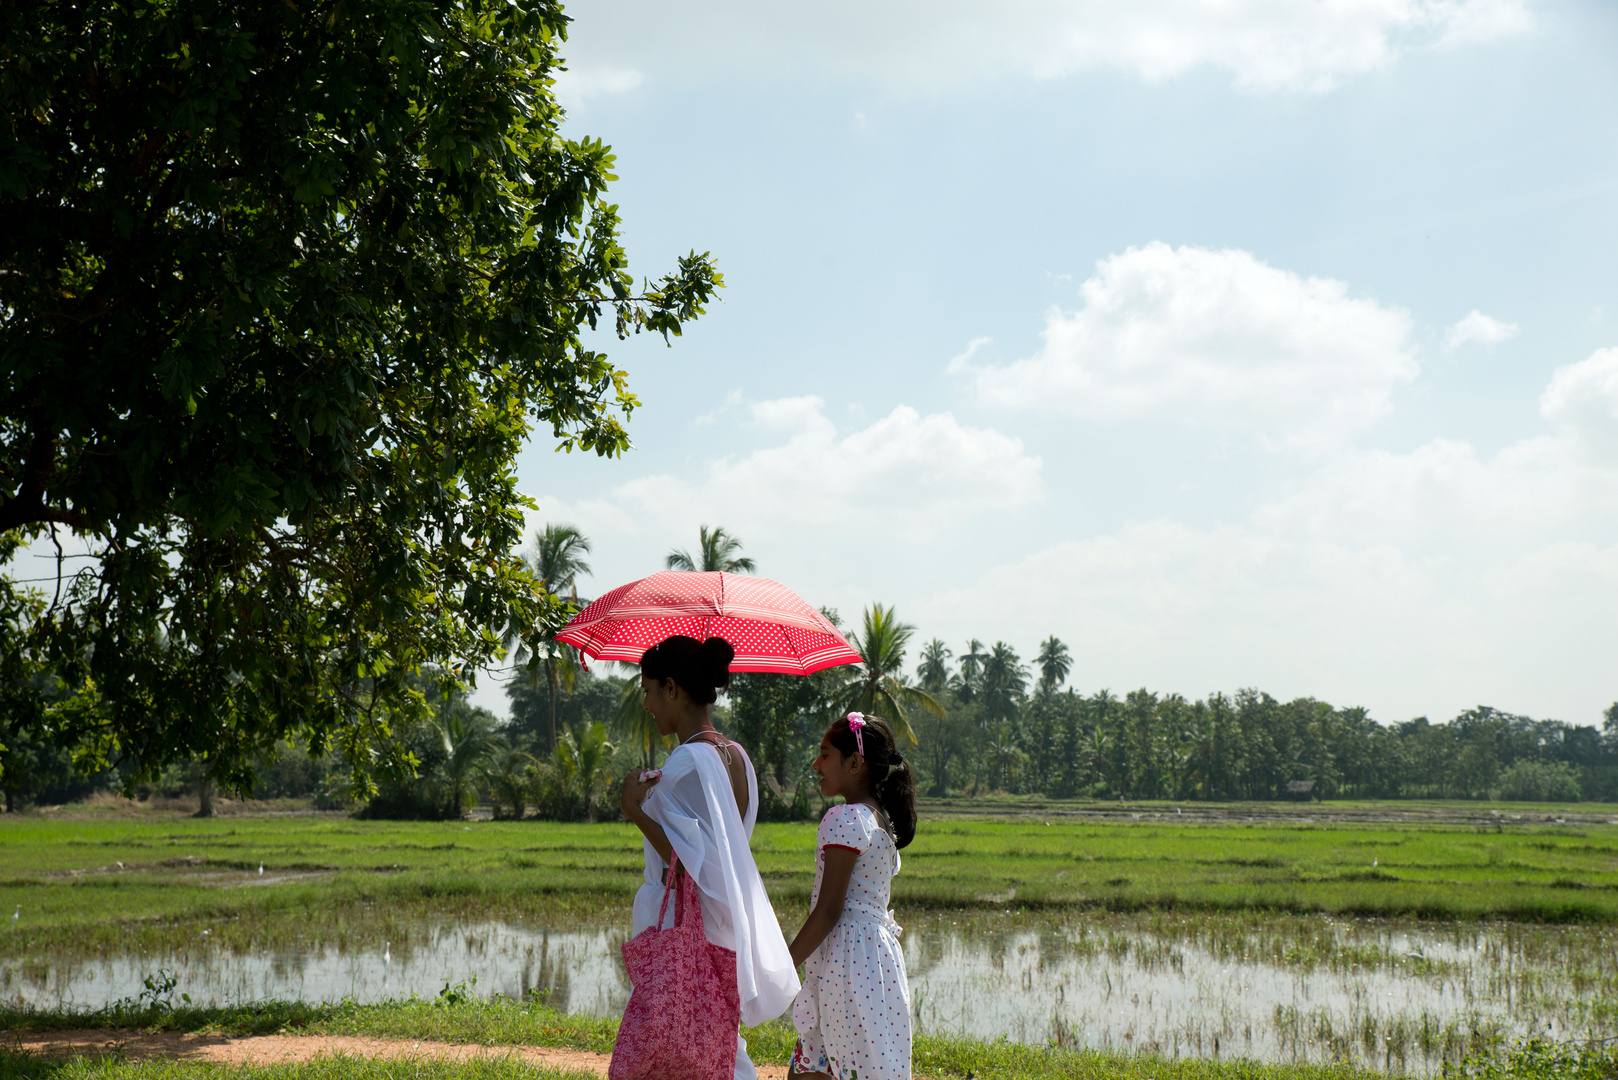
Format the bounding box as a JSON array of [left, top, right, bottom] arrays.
[[3, 805, 1616, 1075]]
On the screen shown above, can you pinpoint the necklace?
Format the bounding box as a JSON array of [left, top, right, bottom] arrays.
[[680, 728, 719, 745]]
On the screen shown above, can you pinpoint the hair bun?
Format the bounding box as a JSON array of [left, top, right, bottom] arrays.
[[700, 636, 735, 689]]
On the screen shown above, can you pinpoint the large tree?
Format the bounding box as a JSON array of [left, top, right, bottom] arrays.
[[0, 0, 720, 792]]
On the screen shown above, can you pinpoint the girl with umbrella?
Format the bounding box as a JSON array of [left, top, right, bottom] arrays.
[[619, 634, 801, 1080]]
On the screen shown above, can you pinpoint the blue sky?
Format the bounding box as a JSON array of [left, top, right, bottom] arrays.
[[492, 0, 1618, 725]]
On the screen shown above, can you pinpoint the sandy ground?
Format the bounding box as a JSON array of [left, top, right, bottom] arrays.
[[2, 1029, 793, 1079]]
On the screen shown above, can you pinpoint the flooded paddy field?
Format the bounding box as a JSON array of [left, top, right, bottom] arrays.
[[4, 909, 1612, 1074], [5, 809, 1617, 1074]]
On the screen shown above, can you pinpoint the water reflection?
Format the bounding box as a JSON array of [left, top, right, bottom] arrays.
[[4, 914, 1610, 1074], [0, 923, 625, 1016]]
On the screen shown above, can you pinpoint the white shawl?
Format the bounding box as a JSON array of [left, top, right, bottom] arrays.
[[631, 741, 800, 1026]]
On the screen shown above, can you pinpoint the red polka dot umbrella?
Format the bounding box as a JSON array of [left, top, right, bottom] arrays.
[[555, 571, 863, 674]]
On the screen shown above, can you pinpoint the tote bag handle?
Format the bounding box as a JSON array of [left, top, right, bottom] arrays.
[[655, 851, 692, 930]]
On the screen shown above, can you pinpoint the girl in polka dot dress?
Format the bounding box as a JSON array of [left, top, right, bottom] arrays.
[[787, 713, 916, 1080]]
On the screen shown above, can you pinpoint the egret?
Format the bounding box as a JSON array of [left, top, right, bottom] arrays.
[[1372, 858, 1379, 868], [258, 863, 264, 876], [201, 928, 210, 938], [10, 906, 17, 923], [115, 861, 124, 869], [383, 941, 391, 966]]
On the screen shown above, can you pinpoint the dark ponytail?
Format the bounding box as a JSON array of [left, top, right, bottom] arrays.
[[826, 713, 917, 849], [639, 635, 734, 705]]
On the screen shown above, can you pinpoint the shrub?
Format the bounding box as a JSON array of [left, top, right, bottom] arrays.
[[1497, 760, 1583, 802]]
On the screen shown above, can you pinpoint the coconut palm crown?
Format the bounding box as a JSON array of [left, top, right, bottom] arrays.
[[917, 638, 952, 693], [838, 603, 944, 745], [1036, 635, 1073, 693], [666, 524, 756, 573], [503, 523, 593, 751], [532, 523, 593, 596]]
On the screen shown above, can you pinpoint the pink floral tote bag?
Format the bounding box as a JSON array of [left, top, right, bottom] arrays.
[[610, 851, 741, 1080]]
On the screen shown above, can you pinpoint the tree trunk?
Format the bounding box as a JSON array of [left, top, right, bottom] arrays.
[[195, 775, 214, 818], [547, 659, 558, 753]]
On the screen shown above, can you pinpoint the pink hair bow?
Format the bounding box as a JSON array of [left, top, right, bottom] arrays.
[[845, 712, 866, 757]]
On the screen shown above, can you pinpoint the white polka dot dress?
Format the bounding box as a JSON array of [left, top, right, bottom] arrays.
[[791, 803, 911, 1080]]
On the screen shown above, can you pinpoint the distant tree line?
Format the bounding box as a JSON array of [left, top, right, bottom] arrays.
[[719, 631, 1618, 806], [5, 520, 1614, 814]]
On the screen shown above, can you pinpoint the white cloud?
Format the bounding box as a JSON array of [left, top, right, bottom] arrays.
[[1430, 0, 1536, 46], [1541, 347, 1618, 462], [1445, 309, 1519, 351], [563, 0, 1532, 93], [615, 397, 1041, 542], [923, 345, 1618, 724], [522, 396, 1041, 566], [552, 66, 645, 108], [967, 242, 1419, 452], [920, 514, 1618, 724], [947, 336, 994, 374]]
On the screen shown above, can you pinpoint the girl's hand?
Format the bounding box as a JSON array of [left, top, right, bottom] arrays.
[[621, 769, 661, 819], [788, 845, 858, 967]]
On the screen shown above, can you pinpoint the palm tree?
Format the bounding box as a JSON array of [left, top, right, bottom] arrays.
[[952, 639, 987, 703], [614, 677, 673, 769], [504, 524, 593, 752], [917, 639, 951, 694], [555, 721, 616, 822], [666, 525, 756, 573], [837, 604, 944, 746], [533, 524, 593, 595], [430, 708, 501, 819], [1036, 636, 1072, 693], [980, 642, 1028, 724], [483, 747, 542, 820]]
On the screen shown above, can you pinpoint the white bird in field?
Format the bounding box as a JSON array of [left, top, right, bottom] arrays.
[[1372, 858, 1379, 868], [201, 928, 210, 938], [383, 942, 391, 966], [10, 906, 17, 922], [115, 861, 124, 869], [258, 863, 264, 876]]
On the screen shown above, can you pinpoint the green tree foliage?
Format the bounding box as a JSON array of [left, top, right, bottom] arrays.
[[909, 636, 1617, 803], [837, 603, 943, 746], [665, 524, 755, 574], [0, 0, 720, 793], [916, 638, 951, 694], [506, 665, 624, 747], [503, 523, 593, 750], [1035, 635, 1072, 691], [361, 674, 503, 819], [726, 664, 848, 817], [552, 719, 613, 821], [1497, 759, 1583, 802]]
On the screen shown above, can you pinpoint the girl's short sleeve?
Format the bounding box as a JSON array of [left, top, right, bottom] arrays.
[[816, 803, 870, 854]]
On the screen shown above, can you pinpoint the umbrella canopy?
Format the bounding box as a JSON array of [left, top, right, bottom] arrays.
[[555, 571, 862, 675]]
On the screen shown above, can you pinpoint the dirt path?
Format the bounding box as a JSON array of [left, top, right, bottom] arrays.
[[3, 1029, 792, 1079]]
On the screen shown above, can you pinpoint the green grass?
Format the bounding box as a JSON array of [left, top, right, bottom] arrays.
[[0, 996, 1407, 1080], [3, 807, 1617, 961], [0, 1051, 596, 1080]]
